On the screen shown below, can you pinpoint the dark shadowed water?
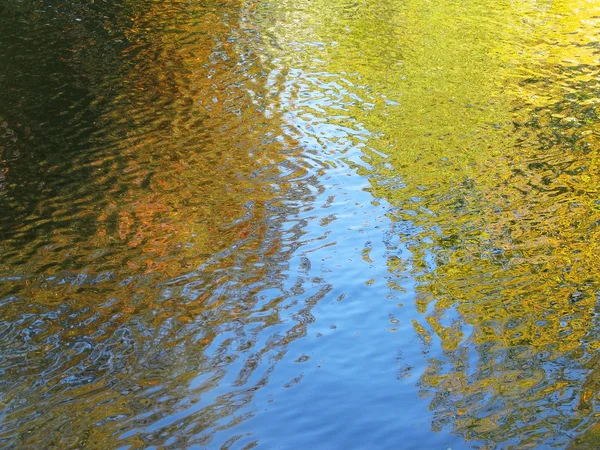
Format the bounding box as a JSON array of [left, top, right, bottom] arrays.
[[2, 0, 600, 448]]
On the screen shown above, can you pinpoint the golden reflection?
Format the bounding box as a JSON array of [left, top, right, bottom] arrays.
[[0, 0, 316, 448]]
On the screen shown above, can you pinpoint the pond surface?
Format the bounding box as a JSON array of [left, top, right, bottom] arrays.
[[2, 0, 600, 448]]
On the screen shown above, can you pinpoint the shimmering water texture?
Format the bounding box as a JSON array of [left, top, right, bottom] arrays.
[[2, 0, 600, 448]]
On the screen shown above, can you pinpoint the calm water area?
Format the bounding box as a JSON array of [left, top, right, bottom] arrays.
[[2, 0, 600, 448]]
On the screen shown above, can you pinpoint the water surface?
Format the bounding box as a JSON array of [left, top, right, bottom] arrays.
[[2, 0, 600, 448]]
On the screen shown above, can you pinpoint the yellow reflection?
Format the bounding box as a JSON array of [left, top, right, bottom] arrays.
[[266, 0, 600, 445]]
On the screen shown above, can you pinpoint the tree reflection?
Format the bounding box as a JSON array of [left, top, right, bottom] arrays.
[[357, 0, 600, 447], [4, 0, 600, 447], [0, 0, 326, 448], [261, 0, 600, 446]]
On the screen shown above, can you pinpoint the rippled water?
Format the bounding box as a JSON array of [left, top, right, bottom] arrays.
[[2, 0, 600, 448]]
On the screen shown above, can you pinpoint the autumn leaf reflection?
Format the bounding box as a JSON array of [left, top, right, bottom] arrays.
[[0, 0, 326, 447]]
